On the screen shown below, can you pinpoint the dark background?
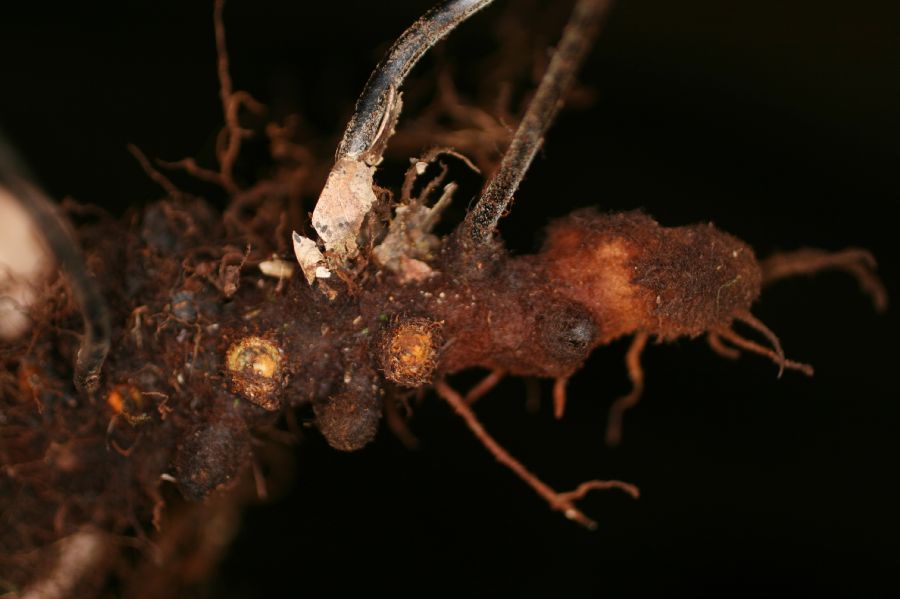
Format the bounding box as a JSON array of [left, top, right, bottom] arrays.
[[1, 0, 898, 596]]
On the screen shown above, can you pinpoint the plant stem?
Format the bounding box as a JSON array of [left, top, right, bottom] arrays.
[[336, 0, 495, 162], [462, 0, 614, 246]]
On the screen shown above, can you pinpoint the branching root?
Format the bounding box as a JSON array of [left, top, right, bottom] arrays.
[[435, 379, 638, 530], [716, 311, 814, 377], [761, 247, 887, 312]]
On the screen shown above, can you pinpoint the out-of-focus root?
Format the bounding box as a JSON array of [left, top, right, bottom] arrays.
[[558, 480, 640, 505], [435, 379, 638, 530], [126, 144, 182, 199], [384, 391, 421, 450], [761, 247, 887, 313], [460, 0, 614, 246], [155, 157, 224, 187], [0, 132, 110, 395]]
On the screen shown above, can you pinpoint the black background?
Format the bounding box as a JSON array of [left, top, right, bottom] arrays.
[[1, 1, 898, 596]]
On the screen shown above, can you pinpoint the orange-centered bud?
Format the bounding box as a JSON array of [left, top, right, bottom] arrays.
[[225, 336, 284, 410], [379, 317, 441, 387]]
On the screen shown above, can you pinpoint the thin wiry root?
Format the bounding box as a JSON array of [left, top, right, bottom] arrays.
[[605, 332, 649, 447], [126, 144, 182, 199], [153, 1, 266, 195], [558, 480, 640, 504], [735, 310, 787, 377], [717, 313, 814, 377], [156, 157, 224, 186], [464, 368, 506, 406], [435, 379, 637, 529], [761, 247, 888, 312]]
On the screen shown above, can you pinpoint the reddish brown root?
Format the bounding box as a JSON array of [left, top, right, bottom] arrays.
[[558, 480, 640, 503], [735, 311, 788, 377], [126, 144, 182, 199], [761, 248, 888, 313], [435, 380, 637, 529], [553, 377, 569, 420], [383, 392, 420, 450], [156, 157, 224, 187], [464, 368, 506, 406], [708, 332, 740, 360], [605, 332, 649, 447], [151, 1, 267, 198], [214, 0, 265, 193], [717, 318, 814, 377]]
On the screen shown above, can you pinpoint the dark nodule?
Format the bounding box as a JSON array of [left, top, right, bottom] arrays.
[[314, 385, 382, 452], [174, 412, 251, 502], [537, 301, 598, 364]]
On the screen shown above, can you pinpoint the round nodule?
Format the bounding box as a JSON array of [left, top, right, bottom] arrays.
[[314, 391, 382, 452]]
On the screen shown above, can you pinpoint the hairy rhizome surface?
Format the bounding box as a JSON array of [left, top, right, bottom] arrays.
[[1, 0, 896, 597]]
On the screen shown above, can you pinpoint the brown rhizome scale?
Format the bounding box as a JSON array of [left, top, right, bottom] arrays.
[[0, 0, 890, 595]]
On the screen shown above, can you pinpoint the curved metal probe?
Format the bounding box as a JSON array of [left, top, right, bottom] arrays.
[[0, 131, 110, 395], [461, 0, 614, 246], [336, 0, 495, 162]]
